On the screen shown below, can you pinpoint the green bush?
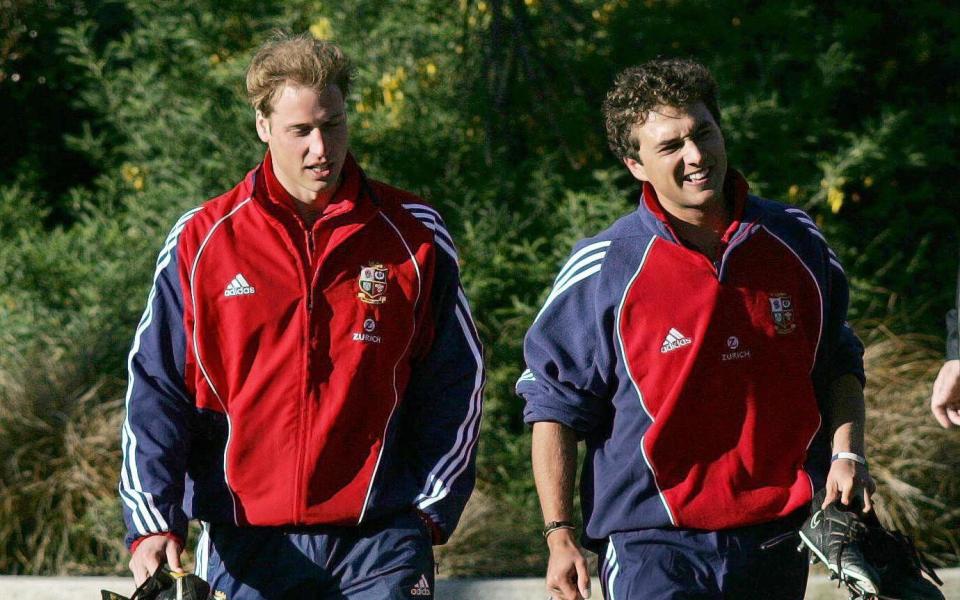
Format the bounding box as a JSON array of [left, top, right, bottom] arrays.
[[0, 0, 958, 574]]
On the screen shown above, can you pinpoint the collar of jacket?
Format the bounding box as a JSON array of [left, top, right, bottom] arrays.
[[250, 150, 381, 234], [637, 168, 761, 248]]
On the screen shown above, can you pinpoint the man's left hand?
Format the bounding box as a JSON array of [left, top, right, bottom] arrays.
[[823, 459, 875, 512]]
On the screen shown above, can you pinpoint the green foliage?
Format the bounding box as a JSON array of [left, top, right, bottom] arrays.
[[0, 0, 958, 574]]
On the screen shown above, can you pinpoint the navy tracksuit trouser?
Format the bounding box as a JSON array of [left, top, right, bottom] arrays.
[[194, 511, 435, 599], [599, 510, 809, 599]]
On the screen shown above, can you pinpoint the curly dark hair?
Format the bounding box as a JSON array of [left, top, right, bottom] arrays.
[[602, 58, 720, 162]]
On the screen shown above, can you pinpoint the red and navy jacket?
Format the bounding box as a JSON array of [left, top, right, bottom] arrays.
[[120, 152, 484, 548], [518, 171, 864, 545]]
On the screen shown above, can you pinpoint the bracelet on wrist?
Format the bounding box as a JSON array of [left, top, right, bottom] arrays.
[[543, 520, 575, 539], [831, 452, 867, 467]]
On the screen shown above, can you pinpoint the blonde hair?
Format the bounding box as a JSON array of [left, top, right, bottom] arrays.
[[246, 31, 354, 117]]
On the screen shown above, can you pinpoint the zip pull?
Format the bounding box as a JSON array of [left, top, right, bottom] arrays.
[[305, 229, 316, 311], [760, 530, 798, 551]]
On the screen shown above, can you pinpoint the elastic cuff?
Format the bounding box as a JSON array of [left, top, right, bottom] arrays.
[[130, 532, 184, 554], [415, 510, 444, 546]]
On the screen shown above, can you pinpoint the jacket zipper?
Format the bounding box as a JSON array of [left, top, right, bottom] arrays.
[[291, 207, 378, 524], [293, 227, 316, 524]]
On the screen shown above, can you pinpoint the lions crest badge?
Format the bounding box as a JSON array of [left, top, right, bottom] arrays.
[[358, 263, 389, 304], [768, 292, 797, 334]]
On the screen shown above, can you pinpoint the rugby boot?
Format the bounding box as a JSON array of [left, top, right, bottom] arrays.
[[798, 488, 881, 596]]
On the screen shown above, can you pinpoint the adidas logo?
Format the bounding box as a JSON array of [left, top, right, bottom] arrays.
[[660, 328, 692, 353], [410, 574, 432, 596], [224, 273, 255, 297]]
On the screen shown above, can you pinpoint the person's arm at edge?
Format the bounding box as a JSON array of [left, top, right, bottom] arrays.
[[533, 421, 590, 600], [822, 374, 876, 511], [931, 303, 960, 428]]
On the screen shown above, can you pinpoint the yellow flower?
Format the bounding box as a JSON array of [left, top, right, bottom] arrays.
[[209, 54, 221, 65], [864, 176, 874, 188], [309, 17, 333, 40], [425, 62, 437, 77], [788, 184, 800, 200], [477, 0, 488, 12], [121, 164, 141, 182], [828, 186, 844, 213]]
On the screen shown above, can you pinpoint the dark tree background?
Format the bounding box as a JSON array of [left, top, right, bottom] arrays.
[[1, 0, 957, 575]]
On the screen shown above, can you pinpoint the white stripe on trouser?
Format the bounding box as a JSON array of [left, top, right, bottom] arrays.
[[194, 522, 210, 579], [604, 540, 620, 600]]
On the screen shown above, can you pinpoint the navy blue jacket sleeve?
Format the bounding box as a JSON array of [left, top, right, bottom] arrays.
[[120, 211, 198, 548], [404, 213, 484, 544], [947, 259, 959, 360], [823, 251, 866, 386], [518, 239, 613, 435], [785, 207, 865, 386], [947, 308, 959, 361]]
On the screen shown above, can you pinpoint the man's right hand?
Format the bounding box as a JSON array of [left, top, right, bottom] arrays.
[[129, 534, 183, 586], [545, 528, 591, 600]]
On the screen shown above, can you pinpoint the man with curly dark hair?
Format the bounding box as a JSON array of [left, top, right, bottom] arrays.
[[518, 58, 873, 599]]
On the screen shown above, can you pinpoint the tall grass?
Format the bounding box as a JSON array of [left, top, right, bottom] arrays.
[[0, 341, 128, 574], [861, 326, 960, 564], [0, 325, 956, 574]]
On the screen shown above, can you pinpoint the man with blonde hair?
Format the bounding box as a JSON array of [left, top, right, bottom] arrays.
[[120, 31, 483, 599]]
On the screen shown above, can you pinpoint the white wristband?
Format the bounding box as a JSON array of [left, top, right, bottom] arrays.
[[831, 452, 867, 466]]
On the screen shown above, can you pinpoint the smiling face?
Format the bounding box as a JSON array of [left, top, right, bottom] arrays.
[[255, 83, 348, 205], [623, 101, 727, 220]]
